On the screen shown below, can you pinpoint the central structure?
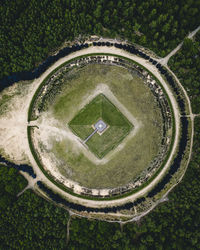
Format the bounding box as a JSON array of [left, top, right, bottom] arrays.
[[94, 119, 107, 133], [83, 119, 108, 143], [68, 94, 133, 159]]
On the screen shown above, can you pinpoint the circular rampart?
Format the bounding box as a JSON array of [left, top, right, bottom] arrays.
[[26, 42, 191, 212]]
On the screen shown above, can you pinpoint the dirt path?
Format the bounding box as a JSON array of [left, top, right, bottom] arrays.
[[158, 25, 200, 65], [188, 25, 200, 39], [66, 216, 71, 245], [17, 171, 40, 197], [17, 184, 30, 197], [159, 42, 183, 66]]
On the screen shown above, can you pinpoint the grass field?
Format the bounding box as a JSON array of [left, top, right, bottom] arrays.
[[69, 94, 133, 158], [33, 63, 165, 189]]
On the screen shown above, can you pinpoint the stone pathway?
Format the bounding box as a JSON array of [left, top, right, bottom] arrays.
[[84, 128, 98, 143]]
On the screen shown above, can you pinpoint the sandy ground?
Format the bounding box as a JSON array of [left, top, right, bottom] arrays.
[[0, 81, 37, 163], [30, 83, 143, 195], [0, 44, 193, 209], [33, 83, 142, 165]]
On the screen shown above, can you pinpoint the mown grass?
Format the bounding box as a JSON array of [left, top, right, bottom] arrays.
[[25, 54, 179, 200], [69, 94, 102, 126], [28, 53, 175, 192], [87, 126, 131, 159], [69, 94, 133, 158], [48, 64, 164, 188]]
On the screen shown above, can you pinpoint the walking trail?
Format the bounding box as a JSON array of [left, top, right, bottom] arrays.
[[158, 25, 200, 65]]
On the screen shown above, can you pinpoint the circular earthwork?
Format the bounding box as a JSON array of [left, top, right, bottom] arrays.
[[27, 49, 182, 206]]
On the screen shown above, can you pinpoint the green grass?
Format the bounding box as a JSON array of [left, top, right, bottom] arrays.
[[69, 95, 102, 126], [49, 64, 164, 188], [87, 126, 130, 158], [28, 53, 176, 192], [27, 120, 178, 202], [69, 94, 133, 158]]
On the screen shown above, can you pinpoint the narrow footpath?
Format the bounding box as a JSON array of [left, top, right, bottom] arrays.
[[158, 25, 200, 65]]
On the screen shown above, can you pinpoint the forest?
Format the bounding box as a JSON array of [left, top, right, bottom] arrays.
[[0, 0, 200, 81], [169, 31, 200, 113], [0, 0, 200, 249], [1, 116, 200, 249]]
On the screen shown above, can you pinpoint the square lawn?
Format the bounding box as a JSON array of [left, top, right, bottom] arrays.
[[68, 94, 133, 159]]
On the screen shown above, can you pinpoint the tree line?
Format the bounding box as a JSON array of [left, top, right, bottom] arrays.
[[1, 1, 200, 248], [0, 116, 199, 249], [0, 0, 200, 81], [169, 32, 200, 113]]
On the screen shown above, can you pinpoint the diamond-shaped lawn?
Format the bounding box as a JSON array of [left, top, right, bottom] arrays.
[[68, 94, 133, 159]]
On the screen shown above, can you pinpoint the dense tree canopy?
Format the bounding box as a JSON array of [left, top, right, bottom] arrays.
[[169, 31, 200, 113], [0, 1, 200, 249], [0, 188, 69, 249], [0, 166, 27, 209], [66, 117, 200, 249], [1, 117, 200, 248], [0, 0, 200, 80]]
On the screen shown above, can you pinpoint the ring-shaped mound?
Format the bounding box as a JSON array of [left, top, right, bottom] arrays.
[[28, 53, 175, 200]]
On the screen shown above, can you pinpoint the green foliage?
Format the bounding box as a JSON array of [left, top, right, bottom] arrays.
[[182, 38, 199, 55], [169, 32, 200, 113], [66, 117, 200, 249], [0, 166, 27, 209], [0, 1, 200, 249], [69, 94, 133, 158], [1, 0, 200, 80], [1, 75, 200, 250], [0, 166, 68, 249], [68, 218, 126, 249], [124, 117, 200, 249], [0, 190, 69, 249]]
